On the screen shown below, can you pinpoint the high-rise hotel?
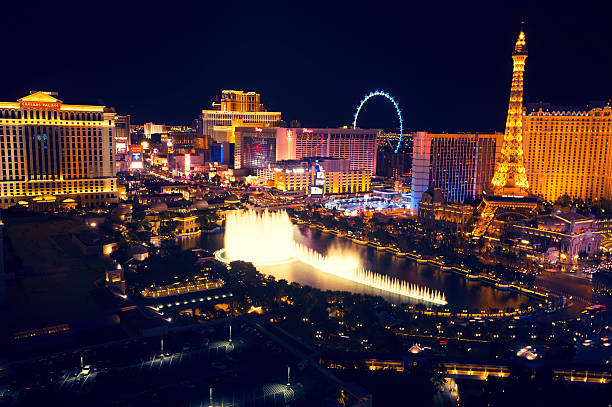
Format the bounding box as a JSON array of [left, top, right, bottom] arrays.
[[0, 91, 118, 209], [234, 127, 379, 175], [197, 90, 282, 149], [411, 132, 503, 211], [292, 128, 378, 174], [523, 102, 612, 202]]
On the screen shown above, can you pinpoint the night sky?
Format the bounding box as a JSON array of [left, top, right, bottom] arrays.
[[2, 1, 611, 133]]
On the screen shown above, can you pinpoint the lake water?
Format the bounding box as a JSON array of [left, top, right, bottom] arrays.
[[181, 225, 535, 310]]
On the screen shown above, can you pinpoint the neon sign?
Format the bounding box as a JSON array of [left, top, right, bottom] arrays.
[[20, 101, 61, 109]]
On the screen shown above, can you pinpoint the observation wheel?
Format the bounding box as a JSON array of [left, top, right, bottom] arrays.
[[353, 90, 404, 153]]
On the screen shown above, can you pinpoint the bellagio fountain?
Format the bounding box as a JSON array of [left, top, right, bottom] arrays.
[[215, 210, 447, 305]]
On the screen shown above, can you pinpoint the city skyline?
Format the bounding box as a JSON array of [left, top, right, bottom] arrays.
[[2, 2, 611, 132], [2, 4, 612, 406]]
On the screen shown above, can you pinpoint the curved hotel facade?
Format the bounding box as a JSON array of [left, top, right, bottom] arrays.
[[0, 92, 118, 209]]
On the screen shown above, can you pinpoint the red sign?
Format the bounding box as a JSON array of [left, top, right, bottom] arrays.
[[129, 145, 143, 153], [20, 101, 61, 109]]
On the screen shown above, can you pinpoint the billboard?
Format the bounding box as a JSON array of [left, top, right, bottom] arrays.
[[242, 136, 276, 169], [313, 164, 325, 186], [310, 186, 323, 197]]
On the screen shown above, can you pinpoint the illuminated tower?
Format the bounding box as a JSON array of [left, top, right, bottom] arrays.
[[491, 24, 529, 196]]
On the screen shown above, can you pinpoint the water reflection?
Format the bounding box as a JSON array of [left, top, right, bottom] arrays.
[[192, 225, 535, 310]]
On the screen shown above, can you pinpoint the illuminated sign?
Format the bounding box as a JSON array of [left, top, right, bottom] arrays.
[[184, 153, 191, 176], [314, 164, 325, 186], [310, 186, 323, 196], [20, 101, 61, 109], [255, 128, 263, 132], [130, 161, 143, 169], [116, 142, 127, 153], [130, 145, 142, 153], [302, 128, 313, 133]]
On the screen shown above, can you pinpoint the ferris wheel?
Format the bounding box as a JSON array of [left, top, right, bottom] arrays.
[[353, 90, 404, 152]]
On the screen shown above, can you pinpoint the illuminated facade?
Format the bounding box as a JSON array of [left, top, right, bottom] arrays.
[[197, 90, 281, 151], [418, 200, 474, 232], [174, 215, 200, 236], [293, 128, 378, 174], [523, 102, 612, 202], [512, 211, 601, 263], [114, 115, 130, 153], [0, 92, 118, 209], [234, 127, 295, 170], [114, 115, 130, 172], [169, 130, 195, 154], [143, 122, 167, 140], [411, 132, 503, 211], [219, 90, 263, 112], [235, 127, 378, 177], [491, 25, 529, 195], [272, 158, 370, 196]]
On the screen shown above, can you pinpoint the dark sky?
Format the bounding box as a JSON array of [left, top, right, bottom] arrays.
[[2, 0, 611, 133]]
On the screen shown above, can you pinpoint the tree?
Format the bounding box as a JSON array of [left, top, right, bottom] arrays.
[[554, 194, 571, 207], [229, 260, 260, 284]]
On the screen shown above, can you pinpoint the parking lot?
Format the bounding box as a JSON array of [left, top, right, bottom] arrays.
[[0, 318, 345, 406]]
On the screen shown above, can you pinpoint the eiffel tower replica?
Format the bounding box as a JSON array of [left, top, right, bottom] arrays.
[[473, 23, 537, 237]]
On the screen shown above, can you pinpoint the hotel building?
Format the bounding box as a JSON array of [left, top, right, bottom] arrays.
[[197, 90, 281, 151], [411, 131, 503, 211], [114, 114, 130, 172], [0, 92, 118, 209], [143, 122, 167, 140], [235, 127, 378, 179], [272, 157, 370, 196], [293, 128, 378, 174], [512, 211, 601, 263], [234, 126, 295, 172], [523, 102, 612, 202]]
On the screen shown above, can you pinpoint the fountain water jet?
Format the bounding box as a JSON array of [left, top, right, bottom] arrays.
[[216, 209, 447, 305], [224, 209, 295, 265]]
